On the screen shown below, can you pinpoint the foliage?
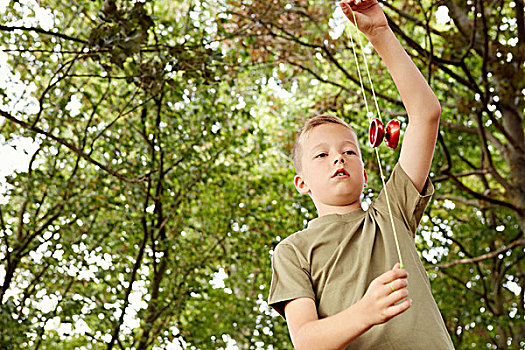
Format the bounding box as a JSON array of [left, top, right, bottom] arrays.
[[0, 0, 524, 349]]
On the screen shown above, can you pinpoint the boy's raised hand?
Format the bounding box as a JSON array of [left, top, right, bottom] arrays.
[[359, 263, 411, 327], [339, 0, 388, 39]]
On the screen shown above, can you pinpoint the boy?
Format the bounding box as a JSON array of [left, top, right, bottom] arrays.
[[268, 0, 455, 349]]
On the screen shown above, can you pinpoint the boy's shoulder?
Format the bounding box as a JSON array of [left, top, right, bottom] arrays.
[[275, 226, 311, 249], [273, 220, 330, 256]]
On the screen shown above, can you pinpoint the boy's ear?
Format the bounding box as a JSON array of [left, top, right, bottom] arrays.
[[364, 169, 368, 187], [294, 174, 310, 194]]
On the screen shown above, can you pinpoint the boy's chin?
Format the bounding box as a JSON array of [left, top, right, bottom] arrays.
[[335, 191, 363, 202], [321, 197, 362, 207], [335, 199, 361, 207]]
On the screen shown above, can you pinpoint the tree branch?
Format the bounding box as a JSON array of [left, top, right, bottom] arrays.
[[426, 239, 525, 270], [107, 178, 152, 350], [443, 168, 520, 213], [386, 16, 476, 89], [440, 120, 507, 154], [379, 0, 446, 37], [0, 25, 88, 44], [433, 169, 489, 183], [1, 110, 155, 183]]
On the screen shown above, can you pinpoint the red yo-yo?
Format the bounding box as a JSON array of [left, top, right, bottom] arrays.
[[368, 118, 384, 148], [384, 119, 401, 149]]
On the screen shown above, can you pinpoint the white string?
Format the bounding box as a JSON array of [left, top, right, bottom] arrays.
[[347, 21, 370, 116], [345, 10, 404, 268]]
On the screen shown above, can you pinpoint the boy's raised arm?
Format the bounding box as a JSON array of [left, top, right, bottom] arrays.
[[340, 0, 441, 193]]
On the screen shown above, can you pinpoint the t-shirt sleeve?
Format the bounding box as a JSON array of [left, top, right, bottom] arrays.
[[268, 242, 315, 318], [376, 162, 434, 235]]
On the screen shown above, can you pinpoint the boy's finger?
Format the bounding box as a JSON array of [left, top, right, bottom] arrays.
[[373, 266, 408, 285], [377, 268, 407, 284], [339, 1, 352, 10], [387, 278, 408, 294], [340, 0, 357, 9], [387, 288, 409, 306], [385, 298, 412, 318]]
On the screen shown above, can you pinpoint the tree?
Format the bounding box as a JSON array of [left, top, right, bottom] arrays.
[[1, 0, 523, 349], [0, 0, 294, 348]]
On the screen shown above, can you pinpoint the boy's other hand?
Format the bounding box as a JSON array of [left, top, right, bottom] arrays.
[[358, 263, 411, 327], [339, 0, 389, 39]]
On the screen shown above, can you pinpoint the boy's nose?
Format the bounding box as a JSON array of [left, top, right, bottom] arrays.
[[334, 156, 345, 165]]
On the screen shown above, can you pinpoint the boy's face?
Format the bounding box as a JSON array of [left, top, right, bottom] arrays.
[[294, 123, 366, 213]]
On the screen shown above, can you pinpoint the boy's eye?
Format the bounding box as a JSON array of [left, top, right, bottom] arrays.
[[315, 153, 328, 158], [344, 150, 356, 155]]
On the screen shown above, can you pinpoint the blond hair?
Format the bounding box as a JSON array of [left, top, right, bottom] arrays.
[[293, 115, 357, 173]]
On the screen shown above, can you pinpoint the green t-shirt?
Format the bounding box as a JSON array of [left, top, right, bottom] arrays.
[[268, 163, 454, 349]]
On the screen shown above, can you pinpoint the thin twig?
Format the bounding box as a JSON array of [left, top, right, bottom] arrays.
[[426, 239, 525, 270]]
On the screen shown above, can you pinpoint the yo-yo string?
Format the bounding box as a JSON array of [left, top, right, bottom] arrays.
[[346, 20, 370, 116], [346, 8, 404, 269]]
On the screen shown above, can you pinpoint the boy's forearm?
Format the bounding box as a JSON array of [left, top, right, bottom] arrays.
[[366, 27, 441, 121], [292, 301, 371, 350]]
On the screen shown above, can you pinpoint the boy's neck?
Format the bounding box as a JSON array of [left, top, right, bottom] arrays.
[[316, 201, 363, 217]]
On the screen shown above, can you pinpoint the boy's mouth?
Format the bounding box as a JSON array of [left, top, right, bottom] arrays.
[[332, 168, 349, 178]]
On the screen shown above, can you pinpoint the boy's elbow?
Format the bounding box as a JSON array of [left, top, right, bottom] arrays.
[[291, 330, 310, 350], [291, 324, 319, 350], [294, 339, 318, 350], [427, 99, 441, 123], [434, 101, 442, 120], [293, 341, 308, 350]]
